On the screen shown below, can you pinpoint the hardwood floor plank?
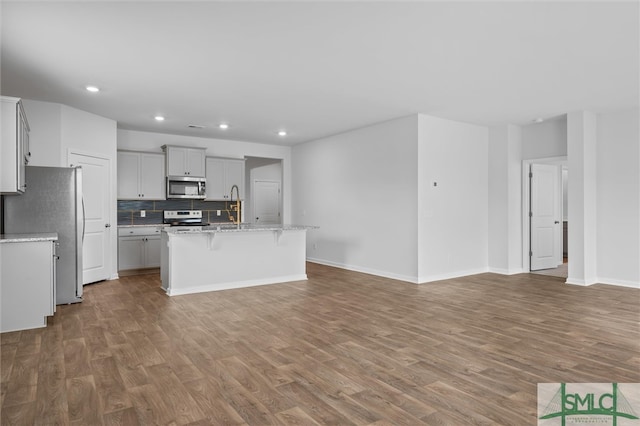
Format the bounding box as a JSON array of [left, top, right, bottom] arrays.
[[1, 264, 638, 425], [127, 383, 174, 425], [275, 406, 322, 425], [63, 338, 92, 379], [66, 375, 102, 425], [276, 381, 359, 426], [145, 363, 206, 424], [102, 406, 141, 426], [1, 401, 36, 425], [90, 356, 133, 415], [218, 356, 297, 415], [34, 354, 69, 425], [182, 378, 247, 425]]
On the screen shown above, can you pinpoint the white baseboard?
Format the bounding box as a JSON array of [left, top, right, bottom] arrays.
[[593, 277, 640, 289], [308, 258, 495, 285], [306, 258, 419, 284], [166, 274, 308, 296], [487, 267, 526, 275], [565, 277, 598, 286], [418, 267, 490, 284]]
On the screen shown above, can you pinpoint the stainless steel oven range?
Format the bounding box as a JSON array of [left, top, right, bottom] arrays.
[[163, 210, 206, 226]]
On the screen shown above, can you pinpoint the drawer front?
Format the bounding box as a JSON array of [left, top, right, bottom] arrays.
[[118, 226, 163, 237]]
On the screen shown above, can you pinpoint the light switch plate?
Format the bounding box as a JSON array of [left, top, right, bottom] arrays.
[[140, 210, 146, 217]]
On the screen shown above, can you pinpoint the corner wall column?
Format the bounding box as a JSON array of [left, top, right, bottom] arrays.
[[567, 111, 597, 285]]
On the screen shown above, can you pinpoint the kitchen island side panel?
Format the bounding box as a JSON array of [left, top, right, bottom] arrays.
[[161, 229, 308, 295]]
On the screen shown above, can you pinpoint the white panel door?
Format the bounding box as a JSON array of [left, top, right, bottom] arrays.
[[70, 152, 111, 284], [253, 180, 281, 224], [530, 163, 560, 271]]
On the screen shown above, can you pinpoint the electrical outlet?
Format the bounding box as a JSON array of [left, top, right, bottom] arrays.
[[140, 210, 146, 217], [217, 210, 221, 216], [313, 243, 317, 250]]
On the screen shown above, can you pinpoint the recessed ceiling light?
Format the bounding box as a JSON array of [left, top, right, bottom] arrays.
[[219, 123, 229, 130], [85, 85, 100, 93], [278, 130, 287, 136], [533, 117, 544, 124], [154, 116, 165, 121]]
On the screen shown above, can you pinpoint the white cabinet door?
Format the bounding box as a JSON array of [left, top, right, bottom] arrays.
[[1, 240, 55, 332], [226, 159, 245, 199], [187, 149, 206, 177], [139, 153, 165, 199], [164, 146, 206, 177], [118, 236, 145, 270], [1, 96, 29, 194], [117, 151, 140, 199], [118, 151, 165, 200], [205, 157, 245, 200], [205, 157, 226, 200], [166, 146, 187, 176], [144, 235, 161, 268]]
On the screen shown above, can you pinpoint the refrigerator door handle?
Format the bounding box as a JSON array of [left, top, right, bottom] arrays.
[[81, 198, 86, 242]]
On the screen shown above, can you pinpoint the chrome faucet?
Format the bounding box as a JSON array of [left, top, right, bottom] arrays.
[[229, 184, 241, 229]]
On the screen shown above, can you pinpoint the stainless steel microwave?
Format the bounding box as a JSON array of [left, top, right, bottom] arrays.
[[166, 176, 206, 199]]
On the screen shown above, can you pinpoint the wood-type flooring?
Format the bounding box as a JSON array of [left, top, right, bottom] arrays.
[[2, 263, 639, 425]]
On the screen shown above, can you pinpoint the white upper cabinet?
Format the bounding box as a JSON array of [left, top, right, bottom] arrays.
[[117, 151, 165, 199], [163, 145, 206, 177], [205, 157, 245, 200], [1, 96, 30, 194]]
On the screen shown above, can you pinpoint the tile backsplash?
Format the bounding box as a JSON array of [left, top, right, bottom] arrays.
[[117, 200, 237, 226]]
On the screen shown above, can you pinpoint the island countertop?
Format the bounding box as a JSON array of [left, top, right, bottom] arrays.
[[163, 224, 318, 234]]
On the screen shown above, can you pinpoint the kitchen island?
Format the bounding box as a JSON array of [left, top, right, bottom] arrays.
[[160, 224, 317, 296]]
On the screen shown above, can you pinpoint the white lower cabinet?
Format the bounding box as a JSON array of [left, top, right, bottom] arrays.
[[0, 239, 56, 332], [118, 227, 162, 271]]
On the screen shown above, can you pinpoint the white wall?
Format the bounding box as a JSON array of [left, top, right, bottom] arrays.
[[21, 99, 119, 280], [418, 115, 489, 282], [596, 108, 640, 287], [118, 129, 293, 222], [522, 116, 567, 160], [21, 100, 62, 167], [488, 124, 523, 274], [292, 115, 419, 282]]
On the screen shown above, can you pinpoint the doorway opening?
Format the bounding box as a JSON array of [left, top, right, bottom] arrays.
[[522, 157, 568, 279], [244, 157, 283, 225]]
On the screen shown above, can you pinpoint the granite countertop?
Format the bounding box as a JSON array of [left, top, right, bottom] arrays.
[[164, 224, 318, 234], [118, 222, 233, 228], [0, 233, 59, 244], [118, 224, 169, 228]]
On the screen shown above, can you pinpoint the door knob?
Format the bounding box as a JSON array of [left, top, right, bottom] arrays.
[[554, 221, 560, 224], [105, 223, 111, 228]]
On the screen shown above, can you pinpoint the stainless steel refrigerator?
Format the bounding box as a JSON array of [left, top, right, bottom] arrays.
[[3, 166, 84, 304]]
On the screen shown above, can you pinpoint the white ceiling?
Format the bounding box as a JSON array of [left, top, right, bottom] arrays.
[[1, 1, 638, 146]]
